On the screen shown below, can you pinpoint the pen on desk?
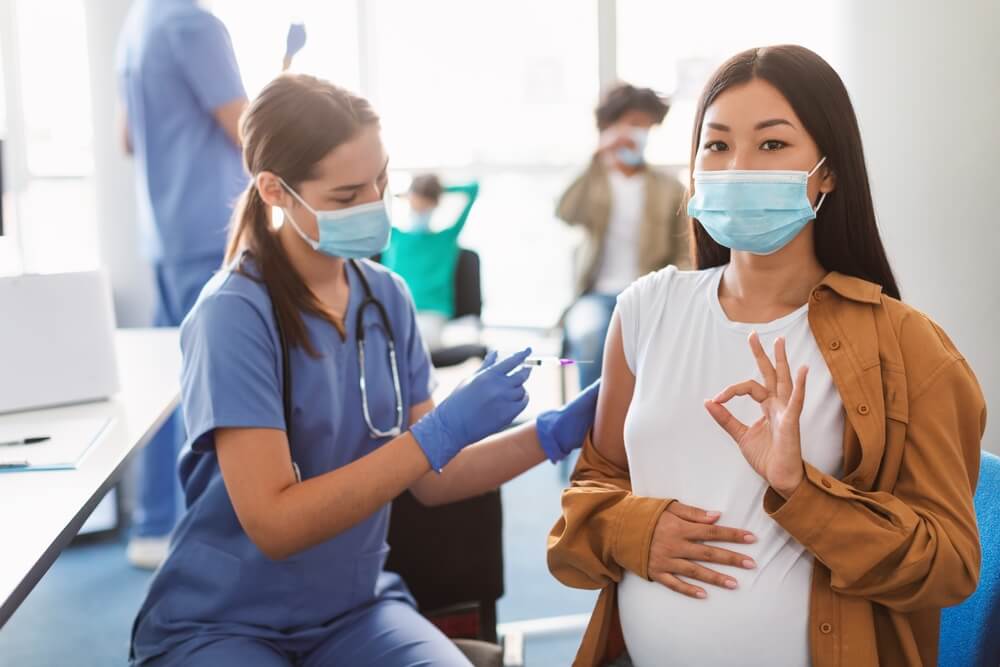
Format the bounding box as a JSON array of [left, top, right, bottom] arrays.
[[0, 436, 51, 447], [0, 461, 30, 469]]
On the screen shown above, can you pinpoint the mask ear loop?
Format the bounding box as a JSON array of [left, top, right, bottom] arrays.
[[813, 192, 828, 214], [277, 177, 321, 250], [808, 156, 829, 214]]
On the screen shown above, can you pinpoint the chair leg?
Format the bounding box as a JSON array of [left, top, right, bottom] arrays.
[[480, 600, 498, 644], [501, 631, 525, 667]]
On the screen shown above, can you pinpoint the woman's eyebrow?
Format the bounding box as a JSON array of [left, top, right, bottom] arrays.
[[706, 119, 796, 133], [754, 118, 795, 130]]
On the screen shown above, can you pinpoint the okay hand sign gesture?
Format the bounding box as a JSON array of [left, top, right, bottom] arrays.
[[704, 333, 808, 498]]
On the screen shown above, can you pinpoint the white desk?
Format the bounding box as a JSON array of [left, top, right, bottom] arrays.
[[0, 329, 180, 628]]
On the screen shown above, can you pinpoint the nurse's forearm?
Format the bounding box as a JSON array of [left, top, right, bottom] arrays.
[[228, 432, 432, 560], [410, 423, 547, 506]]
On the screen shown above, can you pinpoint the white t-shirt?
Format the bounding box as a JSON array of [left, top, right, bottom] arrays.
[[593, 169, 645, 295], [615, 265, 845, 667]]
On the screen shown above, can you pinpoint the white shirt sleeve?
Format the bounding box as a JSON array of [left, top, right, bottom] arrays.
[[616, 266, 676, 375]]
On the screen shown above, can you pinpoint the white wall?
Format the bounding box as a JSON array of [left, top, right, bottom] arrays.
[[83, 0, 155, 327], [835, 0, 1000, 452]]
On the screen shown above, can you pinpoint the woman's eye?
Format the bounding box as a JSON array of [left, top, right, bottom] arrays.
[[332, 195, 356, 205], [704, 141, 728, 152], [761, 140, 787, 151]]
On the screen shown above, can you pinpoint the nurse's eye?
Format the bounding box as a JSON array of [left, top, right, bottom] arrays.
[[332, 193, 358, 205], [760, 140, 787, 151], [704, 140, 728, 152]]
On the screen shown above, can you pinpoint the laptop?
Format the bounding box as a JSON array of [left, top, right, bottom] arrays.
[[0, 270, 120, 414]]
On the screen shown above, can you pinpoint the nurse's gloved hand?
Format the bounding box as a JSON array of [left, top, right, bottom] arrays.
[[411, 348, 533, 472], [535, 379, 600, 462], [285, 23, 307, 59]]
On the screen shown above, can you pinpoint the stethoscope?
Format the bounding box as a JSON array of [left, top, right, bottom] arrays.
[[350, 260, 405, 439], [270, 258, 404, 482]]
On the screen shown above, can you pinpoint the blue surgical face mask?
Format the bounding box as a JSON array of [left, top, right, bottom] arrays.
[[279, 178, 392, 259], [616, 127, 649, 166], [687, 156, 828, 255], [409, 210, 433, 232]]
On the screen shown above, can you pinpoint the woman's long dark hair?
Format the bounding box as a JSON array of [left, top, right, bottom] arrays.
[[687, 45, 901, 300]]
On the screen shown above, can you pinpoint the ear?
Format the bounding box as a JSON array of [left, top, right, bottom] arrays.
[[256, 171, 292, 209], [820, 165, 837, 194]]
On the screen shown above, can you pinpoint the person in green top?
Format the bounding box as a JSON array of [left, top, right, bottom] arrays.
[[381, 174, 480, 350]]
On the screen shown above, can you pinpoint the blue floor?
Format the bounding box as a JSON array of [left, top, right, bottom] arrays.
[[0, 460, 595, 666]]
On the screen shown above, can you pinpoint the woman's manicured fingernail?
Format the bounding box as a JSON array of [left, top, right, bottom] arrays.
[[744, 534, 757, 543], [743, 559, 756, 569], [724, 579, 738, 589], [696, 591, 707, 599], [706, 511, 721, 518]]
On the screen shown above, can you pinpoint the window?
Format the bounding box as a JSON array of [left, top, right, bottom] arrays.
[[369, 0, 599, 169], [1, 0, 98, 274], [209, 0, 360, 99]]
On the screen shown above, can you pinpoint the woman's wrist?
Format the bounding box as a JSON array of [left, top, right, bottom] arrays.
[[772, 464, 806, 499]]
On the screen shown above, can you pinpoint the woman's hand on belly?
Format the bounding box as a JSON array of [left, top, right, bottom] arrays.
[[648, 500, 758, 599], [704, 333, 808, 499]]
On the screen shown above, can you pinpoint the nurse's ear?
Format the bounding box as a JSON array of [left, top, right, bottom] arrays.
[[256, 171, 294, 210]]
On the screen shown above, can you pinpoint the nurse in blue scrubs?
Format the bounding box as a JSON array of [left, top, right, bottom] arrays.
[[129, 73, 600, 666]]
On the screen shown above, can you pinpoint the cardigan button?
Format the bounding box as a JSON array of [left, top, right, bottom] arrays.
[[821, 479, 832, 489], [829, 340, 841, 351], [820, 622, 833, 634], [858, 403, 870, 415]]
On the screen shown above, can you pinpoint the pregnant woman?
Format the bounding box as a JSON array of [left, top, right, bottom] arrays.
[[548, 45, 986, 667]]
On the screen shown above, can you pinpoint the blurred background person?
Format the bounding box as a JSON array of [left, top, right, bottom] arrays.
[[556, 83, 689, 388], [381, 174, 480, 350]]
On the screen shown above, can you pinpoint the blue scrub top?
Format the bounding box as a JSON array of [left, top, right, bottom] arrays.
[[132, 256, 435, 660], [116, 0, 248, 263]]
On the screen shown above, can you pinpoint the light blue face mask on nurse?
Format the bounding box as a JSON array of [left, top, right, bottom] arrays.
[[687, 156, 828, 255], [279, 177, 393, 259]]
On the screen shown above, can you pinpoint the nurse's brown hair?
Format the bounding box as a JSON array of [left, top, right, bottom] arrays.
[[687, 45, 901, 300], [225, 74, 379, 356]]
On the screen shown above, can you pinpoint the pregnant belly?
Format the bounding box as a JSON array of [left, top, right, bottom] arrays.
[[617, 550, 815, 667]]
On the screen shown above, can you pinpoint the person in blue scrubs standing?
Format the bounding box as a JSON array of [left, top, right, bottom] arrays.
[[116, 1, 306, 568], [129, 73, 600, 666]]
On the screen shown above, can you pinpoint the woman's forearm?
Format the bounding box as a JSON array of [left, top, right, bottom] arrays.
[[410, 422, 547, 506]]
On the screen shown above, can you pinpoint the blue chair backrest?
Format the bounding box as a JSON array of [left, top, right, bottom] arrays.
[[940, 450, 1000, 666]]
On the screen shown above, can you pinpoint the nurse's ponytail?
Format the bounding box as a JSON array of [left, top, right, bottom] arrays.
[[224, 74, 379, 356]]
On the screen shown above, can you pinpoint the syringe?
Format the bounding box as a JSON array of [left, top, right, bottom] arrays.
[[522, 357, 593, 367]]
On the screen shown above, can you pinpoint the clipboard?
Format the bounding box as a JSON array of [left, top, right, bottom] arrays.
[[0, 416, 113, 472]]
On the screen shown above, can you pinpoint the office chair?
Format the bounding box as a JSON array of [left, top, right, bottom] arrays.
[[430, 248, 489, 368], [386, 489, 523, 667], [940, 450, 1000, 666]]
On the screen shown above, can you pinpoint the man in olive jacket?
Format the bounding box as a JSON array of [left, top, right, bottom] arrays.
[[556, 83, 689, 387]]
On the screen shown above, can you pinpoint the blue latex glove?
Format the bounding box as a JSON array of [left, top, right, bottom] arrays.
[[285, 23, 307, 59], [535, 379, 601, 462], [411, 348, 533, 471]]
